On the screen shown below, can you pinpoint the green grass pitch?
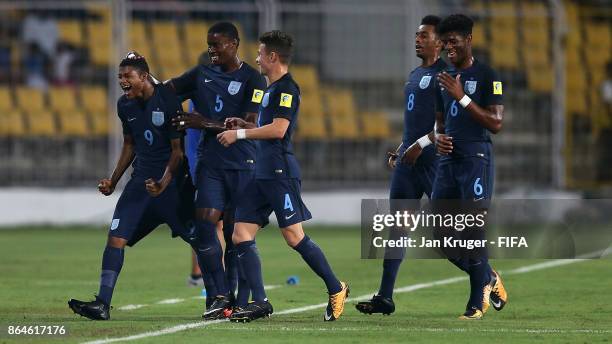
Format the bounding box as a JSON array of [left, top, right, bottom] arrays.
[[0, 225, 611, 343]]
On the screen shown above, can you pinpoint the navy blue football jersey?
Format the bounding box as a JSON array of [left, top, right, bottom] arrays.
[[255, 73, 301, 180], [117, 83, 182, 180], [171, 63, 267, 170], [435, 59, 503, 161], [403, 58, 447, 162]]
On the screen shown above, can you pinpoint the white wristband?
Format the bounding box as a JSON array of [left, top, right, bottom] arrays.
[[236, 129, 246, 140], [416, 135, 433, 149], [459, 94, 472, 108]]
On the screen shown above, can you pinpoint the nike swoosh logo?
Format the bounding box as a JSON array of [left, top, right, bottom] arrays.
[[324, 311, 333, 321], [473, 197, 485, 202], [237, 253, 246, 258], [285, 213, 296, 220], [204, 79, 213, 83], [127, 117, 136, 122], [198, 247, 212, 253], [491, 299, 502, 308]]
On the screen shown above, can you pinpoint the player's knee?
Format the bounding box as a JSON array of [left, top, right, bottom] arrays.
[[281, 227, 305, 248], [107, 236, 127, 249], [196, 208, 222, 224]]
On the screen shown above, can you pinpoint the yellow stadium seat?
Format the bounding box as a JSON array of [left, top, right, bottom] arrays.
[[565, 89, 587, 115], [324, 88, 357, 118], [300, 91, 324, 118], [585, 23, 610, 48], [25, 110, 56, 136], [524, 48, 548, 65], [160, 62, 188, 82], [490, 44, 519, 69], [361, 112, 391, 139], [292, 65, 320, 92], [16, 87, 45, 113], [566, 66, 587, 92], [0, 86, 14, 112], [57, 110, 89, 137], [329, 114, 359, 139], [81, 86, 107, 113], [526, 65, 553, 93], [0, 111, 26, 137], [87, 21, 111, 65], [296, 115, 326, 139], [58, 20, 83, 46], [471, 22, 486, 49], [184, 22, 208, 66], [49, 87, 78, 112], [128, 21, 153, 61], [182, 100, 191, 112], [151, 21, 183, 67], [89, 111, 110, 136]]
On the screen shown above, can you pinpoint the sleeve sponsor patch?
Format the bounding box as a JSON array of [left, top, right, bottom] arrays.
[[252, 89, 264, 103], [279, 93, 293, 108], [493, 81, 503, 95]]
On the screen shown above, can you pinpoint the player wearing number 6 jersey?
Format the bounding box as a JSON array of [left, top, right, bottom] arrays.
[[68, 52, 208, 320], [432, 14, 508, 320], [356, 15, 446, 316]]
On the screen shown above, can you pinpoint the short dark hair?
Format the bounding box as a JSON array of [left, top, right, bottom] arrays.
[[119, 51, 149, 74], [208, 21, 240, 46], [259, 30, 294, 64], [421, 15, 441, 27], [437, 14, 474, 37]]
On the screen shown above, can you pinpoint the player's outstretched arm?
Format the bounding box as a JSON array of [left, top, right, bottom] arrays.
[[145, 138, 183, 197], [99, 134, 135, 196], [172, 111, 226, 131], [225, 116, 257, 130], [437, 72, 503, 134], [217, 118, 290, 147]]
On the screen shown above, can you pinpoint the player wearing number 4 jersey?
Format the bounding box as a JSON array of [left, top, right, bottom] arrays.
[[217, 30, 349, 323], [68, 53, 209, 320], [356, 15, 445, 316], [432, 14, 508, 320]]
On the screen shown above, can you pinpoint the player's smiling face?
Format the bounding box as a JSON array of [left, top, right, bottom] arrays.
[[207, 33, 236, 66], [415, 24, 439, 59], [118, 66, 146, 99], [256, 43, 272, 76], [441, 32, 470, 65]]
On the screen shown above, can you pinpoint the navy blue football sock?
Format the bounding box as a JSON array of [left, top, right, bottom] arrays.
[[467, 260, 492, 310], [378, 258, 402, 299], [449, 258, 469, 273], [195, 219, 228, 296], [236, 258, 250, 308], [97, 245, 124, 306], [224, 241, 238, 296], [293, 235, 342, 295], [236, 240, 267, 302]]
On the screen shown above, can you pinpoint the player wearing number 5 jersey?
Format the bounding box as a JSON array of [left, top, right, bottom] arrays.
[[166, 22, 267, 319], [432, 14, 508, 320]]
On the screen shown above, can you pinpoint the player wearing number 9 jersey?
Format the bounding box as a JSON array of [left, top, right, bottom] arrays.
[[432, 14, 508, 320], [68, 52, 210, 321]]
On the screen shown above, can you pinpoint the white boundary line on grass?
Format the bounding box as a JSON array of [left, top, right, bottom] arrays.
[[83, 250, 610, 344]]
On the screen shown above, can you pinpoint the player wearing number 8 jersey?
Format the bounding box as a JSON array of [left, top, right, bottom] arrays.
[[356, 15, 445, 316], [432, 14, 508, 320]]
